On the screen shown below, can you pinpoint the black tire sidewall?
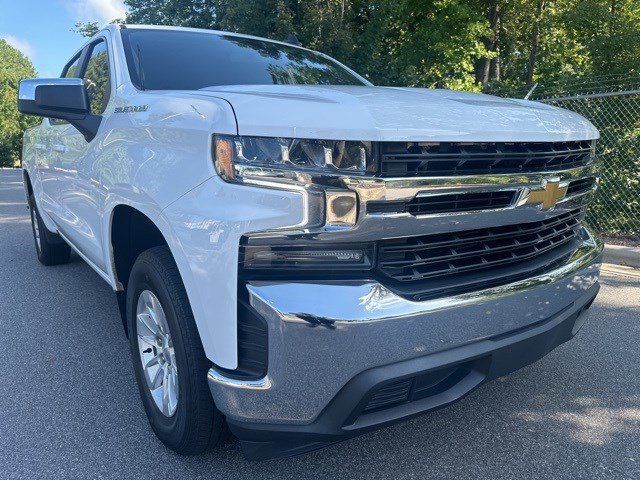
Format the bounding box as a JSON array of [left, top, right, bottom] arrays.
[[28, 198, 43, 261], [126, 256, 191, 448], [28, 194, 71, 265]]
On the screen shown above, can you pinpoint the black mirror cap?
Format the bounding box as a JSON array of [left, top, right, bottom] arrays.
[[35, 83, 91, 114]]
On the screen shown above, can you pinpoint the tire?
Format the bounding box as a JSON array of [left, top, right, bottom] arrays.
[[28, 194, 72, 266], [126, 246, 224, 455]]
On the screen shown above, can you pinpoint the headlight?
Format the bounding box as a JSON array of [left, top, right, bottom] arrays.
[[214, 135, 375, 182]]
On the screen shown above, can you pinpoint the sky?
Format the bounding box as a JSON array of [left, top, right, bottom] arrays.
[[0, 0, 127, 77]]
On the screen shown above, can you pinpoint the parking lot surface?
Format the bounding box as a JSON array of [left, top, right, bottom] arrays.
[[1, 168, 639, 479]]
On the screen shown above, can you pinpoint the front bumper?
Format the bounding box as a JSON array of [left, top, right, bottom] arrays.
[[208, 230, 603, 460]]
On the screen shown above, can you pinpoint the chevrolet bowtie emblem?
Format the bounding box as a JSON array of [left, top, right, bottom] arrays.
[[524, 178, 569, 209]]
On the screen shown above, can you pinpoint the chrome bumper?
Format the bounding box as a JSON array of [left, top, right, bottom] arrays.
[[208, 228, 603, 425]]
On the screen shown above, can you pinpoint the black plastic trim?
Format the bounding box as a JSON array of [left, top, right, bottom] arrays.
[[212, 299, 268, 380]]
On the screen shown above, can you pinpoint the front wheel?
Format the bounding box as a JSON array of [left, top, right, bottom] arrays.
[[127, 246, 224, 454], [28, 194, 71, 266]]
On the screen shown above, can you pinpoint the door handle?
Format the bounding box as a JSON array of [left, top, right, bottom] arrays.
[[34, 143, 47, 151], [52, 144, 67, 153]]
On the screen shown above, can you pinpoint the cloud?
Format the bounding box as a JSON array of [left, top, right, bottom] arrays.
[[1, 34, 35, 59], [66, 0, 127, 23]]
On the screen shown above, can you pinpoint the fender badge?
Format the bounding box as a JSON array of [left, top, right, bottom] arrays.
[[114, 105, 149, 113]]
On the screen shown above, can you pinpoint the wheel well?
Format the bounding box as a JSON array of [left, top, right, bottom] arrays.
[[110, 205, 168, 335], [111, 205, 168, 288]]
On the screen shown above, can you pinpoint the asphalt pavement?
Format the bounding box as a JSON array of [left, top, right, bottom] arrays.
[[1, 168, 639, 479]]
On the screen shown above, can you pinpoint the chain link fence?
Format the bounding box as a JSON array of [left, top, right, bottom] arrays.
[[540, 90, 639, 236], [491, 77, 640, 237]]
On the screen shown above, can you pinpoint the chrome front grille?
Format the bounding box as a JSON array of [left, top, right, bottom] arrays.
[[379, 140, 594, 177], [377, 209, 584, 289], [364, 177, 596, 217]]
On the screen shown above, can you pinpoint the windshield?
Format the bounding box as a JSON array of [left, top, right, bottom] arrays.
[[122, 28, 367, 90]]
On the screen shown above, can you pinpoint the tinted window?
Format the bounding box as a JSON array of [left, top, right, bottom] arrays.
[[123, 29, 366, 90], [83, 40, 111, 115]]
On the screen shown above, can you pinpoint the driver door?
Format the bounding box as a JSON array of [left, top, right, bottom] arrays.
[[39, 52, 83, 224]]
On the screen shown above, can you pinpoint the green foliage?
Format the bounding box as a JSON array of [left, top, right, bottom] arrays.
[[0, 39, 38, 167], [73, 21, 102, 37], [126, 0, 220, 29]]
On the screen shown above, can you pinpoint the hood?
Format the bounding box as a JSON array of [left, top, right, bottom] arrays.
[[196, 85, 598, 142]]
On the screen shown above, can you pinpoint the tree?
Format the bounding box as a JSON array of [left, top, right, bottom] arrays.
[[73, 21, 101, 37], [526, 0, 546, 85], [126, 0, 221, 29], [476, 0, 501, 89], [0, 40, 38, 167]]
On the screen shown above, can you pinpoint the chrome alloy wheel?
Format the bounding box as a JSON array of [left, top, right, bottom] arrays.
[[136, 290, 179, 417], [30, 205, 41, 252]]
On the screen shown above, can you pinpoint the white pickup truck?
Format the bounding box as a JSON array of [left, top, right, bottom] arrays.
[[18, 24, 603, 460]]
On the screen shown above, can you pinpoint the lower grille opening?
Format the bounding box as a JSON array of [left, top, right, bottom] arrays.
[[361, 359, 482, 415]]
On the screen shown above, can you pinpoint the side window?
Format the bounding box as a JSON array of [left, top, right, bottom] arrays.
[[83, 41, 111, 115], [50, 53, 83, 125]]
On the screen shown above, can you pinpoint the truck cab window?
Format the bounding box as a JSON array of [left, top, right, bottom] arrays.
[[83, 41, 111, 115]]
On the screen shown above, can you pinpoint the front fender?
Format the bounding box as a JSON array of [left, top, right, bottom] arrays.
[[162, 175, 307, 369]]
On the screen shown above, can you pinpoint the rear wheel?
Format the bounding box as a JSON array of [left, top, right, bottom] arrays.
[[28, 194, 71, 266], [127, 246, 224, 454]]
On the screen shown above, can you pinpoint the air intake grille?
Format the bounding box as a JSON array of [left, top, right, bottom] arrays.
[[377, 209, 583, 284], [379, 140, 594, 177], [367, 190, 516, 216], [362, 378, 412, 413], [361, 360, 479, 414]]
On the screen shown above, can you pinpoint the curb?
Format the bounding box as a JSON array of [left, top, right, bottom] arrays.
[[603, 244, 640, 269]]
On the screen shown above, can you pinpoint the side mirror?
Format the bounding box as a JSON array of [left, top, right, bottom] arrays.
[[18, 78, 102, 142]]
